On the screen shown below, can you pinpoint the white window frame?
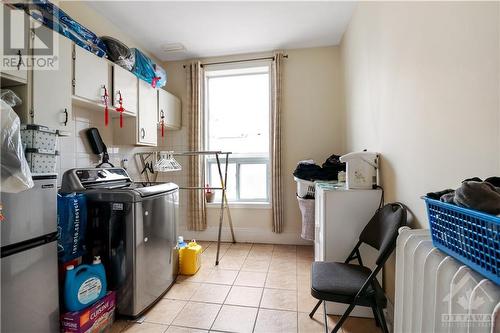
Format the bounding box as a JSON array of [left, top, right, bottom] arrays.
[[203, 61, 272, 204], [206, 156, 270, 203]]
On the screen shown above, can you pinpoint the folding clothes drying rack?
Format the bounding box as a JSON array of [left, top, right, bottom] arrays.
[[135, 150, 235, 265]]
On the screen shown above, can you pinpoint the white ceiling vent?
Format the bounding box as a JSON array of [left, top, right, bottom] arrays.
[[161, 43, 186, 53]]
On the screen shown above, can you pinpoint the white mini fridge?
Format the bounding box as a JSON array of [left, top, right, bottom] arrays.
[[314, 182, 382, 317], [1, 175, 60, 332]]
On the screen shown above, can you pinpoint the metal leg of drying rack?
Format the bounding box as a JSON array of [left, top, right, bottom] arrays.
[[223, 153, 235, 243], [224, 193, 235, 241], [214, 153, 236, 265]]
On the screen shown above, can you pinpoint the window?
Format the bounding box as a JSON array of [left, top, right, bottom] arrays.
[[205, 63, 271, 203]]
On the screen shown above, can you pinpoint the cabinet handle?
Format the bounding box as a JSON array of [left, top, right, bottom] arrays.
[[16, 50, 21, 70], [63, 108, 68, 126], [141, 128, 146, 139]]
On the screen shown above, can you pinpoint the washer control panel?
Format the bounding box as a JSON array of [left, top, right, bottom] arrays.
[[75, 168, 129, 184], [61, 168, 132, 192]]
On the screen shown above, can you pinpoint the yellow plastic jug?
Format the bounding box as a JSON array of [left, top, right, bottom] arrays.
[[179, 240, 202, 275]]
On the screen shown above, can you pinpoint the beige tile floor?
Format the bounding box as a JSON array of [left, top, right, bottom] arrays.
[[111, 242, 381, 333]]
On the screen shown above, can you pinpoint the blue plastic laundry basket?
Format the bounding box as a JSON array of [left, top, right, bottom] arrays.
[[423, 197, 500, 285]]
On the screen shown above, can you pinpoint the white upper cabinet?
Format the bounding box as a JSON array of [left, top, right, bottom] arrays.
[[138, 80, 158, 145], [158, 89, 181, 130], [32, 24, 73, 132], [116, 79, 158, 146], [73, 45, 110, 104], [112, 65, 137, 116], [0, 5, 29, 84]]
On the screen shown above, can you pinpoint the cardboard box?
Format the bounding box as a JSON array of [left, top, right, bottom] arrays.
[[61, 291, 115, 333]]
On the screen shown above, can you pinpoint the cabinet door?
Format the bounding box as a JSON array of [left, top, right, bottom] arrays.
[[138, 80, 157, 145], [73, 45, 109, 103], [113, 65, 137, 115], [32, 25, 72, 132], [158, 89, 181, 130], [0, 5, 29, 83]]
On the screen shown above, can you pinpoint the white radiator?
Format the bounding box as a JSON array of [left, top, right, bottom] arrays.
[[394, 228, 500, 333]]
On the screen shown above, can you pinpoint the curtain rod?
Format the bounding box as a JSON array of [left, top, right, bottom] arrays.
[[182, 54, 288, 68]]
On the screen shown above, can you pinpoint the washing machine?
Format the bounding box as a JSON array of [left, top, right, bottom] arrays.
[[61, 168, 179, 318]]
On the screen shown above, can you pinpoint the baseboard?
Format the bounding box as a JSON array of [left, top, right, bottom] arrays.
[[178, 226, 313, 245], [384, 298, 394, 333]]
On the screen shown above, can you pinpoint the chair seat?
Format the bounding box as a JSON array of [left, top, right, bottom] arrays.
[[311, 261, 385, 304]]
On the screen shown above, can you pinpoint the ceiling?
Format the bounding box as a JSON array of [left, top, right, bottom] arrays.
[[88, 1, 356, 62]]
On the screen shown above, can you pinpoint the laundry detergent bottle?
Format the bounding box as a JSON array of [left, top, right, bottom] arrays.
[[64, 256, 107, 312]]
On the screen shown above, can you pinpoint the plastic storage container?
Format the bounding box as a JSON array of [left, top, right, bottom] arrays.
[[25, 148, 59, 173], [21, 124, 58, 154], [64, 257, 107, 312], [294, 177, 316, 198], [424, 197, 500, 284], [179, 240, 202, 275]]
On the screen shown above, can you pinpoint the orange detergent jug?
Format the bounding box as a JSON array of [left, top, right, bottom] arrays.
[[179, 240, 202, 275]]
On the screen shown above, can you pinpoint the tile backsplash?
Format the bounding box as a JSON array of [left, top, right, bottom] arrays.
[[55, 105, 190, 226], [57, 106, 187, 181]]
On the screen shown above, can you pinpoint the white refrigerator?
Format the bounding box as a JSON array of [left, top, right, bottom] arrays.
[[314, 182, 382, 317]]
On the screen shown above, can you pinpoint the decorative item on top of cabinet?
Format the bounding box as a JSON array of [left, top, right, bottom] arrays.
[[158, 89, 181, 131], [0, 5, 29, 85]]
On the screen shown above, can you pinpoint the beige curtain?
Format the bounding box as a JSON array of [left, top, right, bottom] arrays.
[[271, 52, 285, 233], [187, 61, 207, 231]]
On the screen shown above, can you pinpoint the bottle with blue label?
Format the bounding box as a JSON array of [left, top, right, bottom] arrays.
[[64, 256, 107, 312]]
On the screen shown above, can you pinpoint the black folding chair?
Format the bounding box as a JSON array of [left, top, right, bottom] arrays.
[[309, 202, 407, 333]]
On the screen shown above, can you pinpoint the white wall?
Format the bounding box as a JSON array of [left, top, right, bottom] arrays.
[[163, 46, 345, 243], [340, 1, 500, 301]]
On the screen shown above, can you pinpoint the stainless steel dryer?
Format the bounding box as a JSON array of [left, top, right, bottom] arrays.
[[61, 168, 178, 318]]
